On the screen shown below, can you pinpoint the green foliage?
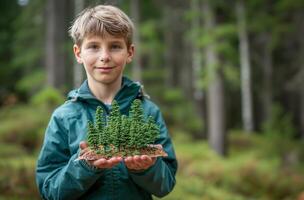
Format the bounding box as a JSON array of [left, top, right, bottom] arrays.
[[86, 100, 160, 156], [11, 0, 45, 100], [0, 1, 21, 101], [262, 103, 296, 138], [0, 157, 39, 199], [16, 70, 46, 95], [95, 106, 107, 149], [161, 89, 203, 137], [139, 20, 164, 68], [145, 116, 160, 145], [157, 131, 304, 200], [129, 99, 144, 149], [87, 121, 98, 149], [107, 101, 121, 148], [95, 106, 103, 133], [0, 87, 64, 152], [120, 115, 131, 152], [0, 143, 27, 158], [30, 87, 65, 109], [0, 105, 50, 151]]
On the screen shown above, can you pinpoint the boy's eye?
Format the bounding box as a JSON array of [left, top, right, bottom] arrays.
[[111, 44, 122, 50], [90, 44, 98, 49], [88, 44, 99, 49]]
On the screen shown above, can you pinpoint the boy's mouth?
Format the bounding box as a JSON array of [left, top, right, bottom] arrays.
[[95, 66, 115, 73]]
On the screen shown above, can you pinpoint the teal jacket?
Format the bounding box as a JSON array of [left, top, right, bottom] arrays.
[[36, 77, 177, 200]]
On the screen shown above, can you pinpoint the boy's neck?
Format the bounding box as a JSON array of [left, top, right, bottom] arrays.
[[87, 77, 122, 105]]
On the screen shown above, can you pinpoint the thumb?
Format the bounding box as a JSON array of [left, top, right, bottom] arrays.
[[79, 141, 88, 150]]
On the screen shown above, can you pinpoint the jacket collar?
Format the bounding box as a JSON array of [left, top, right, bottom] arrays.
[[67, 76, 142, 113]]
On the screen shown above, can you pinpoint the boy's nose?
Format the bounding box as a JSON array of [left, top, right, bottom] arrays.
[[99, 50, 110, 62]]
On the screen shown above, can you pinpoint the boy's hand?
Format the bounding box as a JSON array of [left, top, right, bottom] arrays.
[[124, 155, 156, 171], [79, 141, 122, 169]]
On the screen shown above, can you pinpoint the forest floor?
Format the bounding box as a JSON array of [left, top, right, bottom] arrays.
[[156, 130, 304, 200], [0, 129, 303, 200]]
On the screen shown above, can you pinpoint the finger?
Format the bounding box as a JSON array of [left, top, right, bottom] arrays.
[[132, 157, 146, 170], [108, 157, 122, 165], [141, 155, 152, 165], [133, 155, 141, 163], [79, 141, 88, 150], [124, 157, 138, 169], [124, 156, 133, 163], [93, 158, 107, 166], [95, 157, 122, 168]]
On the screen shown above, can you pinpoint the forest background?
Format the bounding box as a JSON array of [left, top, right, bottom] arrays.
[[0, 0, 304, 199]]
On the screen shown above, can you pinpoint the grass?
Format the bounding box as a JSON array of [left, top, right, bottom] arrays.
[[156, 131, 304, 200]]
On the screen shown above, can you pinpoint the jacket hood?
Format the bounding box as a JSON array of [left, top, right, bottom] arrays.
[[67, 76, 144, 113]]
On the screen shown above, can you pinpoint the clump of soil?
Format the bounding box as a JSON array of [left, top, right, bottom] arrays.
[[77, 144, 167, 161]]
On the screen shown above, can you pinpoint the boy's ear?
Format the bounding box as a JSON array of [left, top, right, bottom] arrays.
[[73, 44, 83, 64], [127, 44, 135, 64]]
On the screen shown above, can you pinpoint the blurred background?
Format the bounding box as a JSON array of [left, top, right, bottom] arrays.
[[0, 0, 304, 199]]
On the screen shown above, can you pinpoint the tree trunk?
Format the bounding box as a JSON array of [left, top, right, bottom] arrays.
[[45, 0, 67, 89], [73, 0, 85, 88], [236, 0, 254, 132], [163, 2, 184, 88], [130, 0, 142, 82], [260, 33, 273, 124], [301, 87, 304, 139], [191, 0, 206, 137], [296, 12, 304, 139], [203, 0, 227, 156]]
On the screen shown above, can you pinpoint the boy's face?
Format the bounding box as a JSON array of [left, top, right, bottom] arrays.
[[73, 34, 134, 86]]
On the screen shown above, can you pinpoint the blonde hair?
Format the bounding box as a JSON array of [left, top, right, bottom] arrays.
[[69, 5, 134, 47]]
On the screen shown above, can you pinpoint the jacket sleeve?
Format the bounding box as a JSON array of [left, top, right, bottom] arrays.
[[36, 112, 103, 200], [128, 108, 178, 198]]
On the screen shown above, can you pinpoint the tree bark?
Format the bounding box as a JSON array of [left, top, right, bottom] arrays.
[[73, 0, 85, 88], [163, 1, 185, 88], [130, 0, 142, 82], [190, 0, 206, 137], [295, 12, 304, 139], [45, 0, 67, 89], [301, 86, 304, 139], [260, 33, 273, 124], [191, 0, 204, 107], [236, 0, 254, 132], [203, 0, 227, 156]]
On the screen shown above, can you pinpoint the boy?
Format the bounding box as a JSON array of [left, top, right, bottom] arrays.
[[36, 5, 177, 200]]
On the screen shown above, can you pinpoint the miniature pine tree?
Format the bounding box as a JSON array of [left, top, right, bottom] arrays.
[[120, 115, 129, 149], [129, 99, 144, 123], [128, 119, 136, 148], [87, 121, 98, 149], [83, 98, 164, 158], [128, 99, 145, 153], [95, 106, 106, 146], [102, 119, 111, 153], [146, 116, 160, 145], [141, 121, 150, 147], [107, 100, 121, 150], [136, 117, 147, 149]]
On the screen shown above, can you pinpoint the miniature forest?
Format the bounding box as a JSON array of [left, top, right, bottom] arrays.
[[77, 99, 167, 161]]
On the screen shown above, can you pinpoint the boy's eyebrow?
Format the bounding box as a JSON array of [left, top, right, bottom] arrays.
[[107, 38, 125, 43], [110, 40, 124, 44], [85, 37, 125, 44], [83, 41, 99, 46]]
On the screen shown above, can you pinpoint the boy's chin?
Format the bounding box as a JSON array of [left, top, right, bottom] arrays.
[[92, 75, 122, 85]]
